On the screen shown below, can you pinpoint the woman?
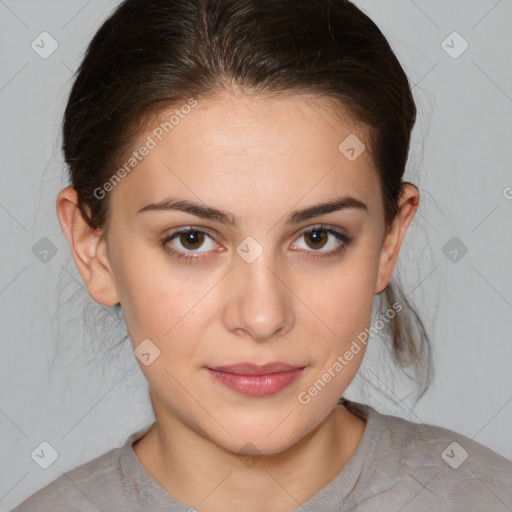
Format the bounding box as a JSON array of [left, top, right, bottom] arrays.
[[12, 0, 512, 510]]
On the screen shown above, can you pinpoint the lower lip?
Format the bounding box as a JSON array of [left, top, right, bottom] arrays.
[[205, 368, 305, 397]]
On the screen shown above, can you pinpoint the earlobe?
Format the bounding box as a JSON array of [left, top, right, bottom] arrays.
[[56, 186, 120, 306], [374, 183, 419, 295]]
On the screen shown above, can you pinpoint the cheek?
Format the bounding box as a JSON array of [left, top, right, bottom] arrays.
[[114, 248, 217, 356], [294, 263, 377, 406], [110, 246, 181, 342], [303, 253, 378, 340]]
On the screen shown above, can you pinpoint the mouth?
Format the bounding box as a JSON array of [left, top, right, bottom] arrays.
[[204, 362, 306, 397]]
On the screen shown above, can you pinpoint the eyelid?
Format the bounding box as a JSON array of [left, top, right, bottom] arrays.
[[163, 225, 220, 243], [292, 223, 352, 253], [163, 223, 348, 243], [163, 226, 220, 251], [297, 223, 349, 237], [161, 223, 351, 261]]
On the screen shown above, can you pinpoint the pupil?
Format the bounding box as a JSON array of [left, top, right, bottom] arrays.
[[181, 231, 203, 249], [308, 230, 326, 249]]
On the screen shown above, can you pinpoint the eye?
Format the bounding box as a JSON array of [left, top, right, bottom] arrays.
[[160, 227, 218, 263], [291, 224, 352, 258], [160, 224, 352, 263]]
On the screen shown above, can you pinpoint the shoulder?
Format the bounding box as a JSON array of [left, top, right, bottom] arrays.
[[384, 409, 512, 474], [342, 404, 512, 511], [369, 403, 512, 508], [10, 444, 127, 512]]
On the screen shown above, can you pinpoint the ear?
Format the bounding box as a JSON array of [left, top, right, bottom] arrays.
[[56, 186, 120, 306], [374, 183, 419, 294]]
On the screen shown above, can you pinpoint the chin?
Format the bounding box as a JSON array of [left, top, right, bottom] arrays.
[[211, 418, 305, 458], [224, 434, 298, 459]]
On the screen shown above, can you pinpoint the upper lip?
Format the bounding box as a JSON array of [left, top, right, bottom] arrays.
[[207, 362, 305, 375]]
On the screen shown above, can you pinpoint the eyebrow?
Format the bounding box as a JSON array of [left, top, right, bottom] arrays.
[[137, 195, 368, 226]]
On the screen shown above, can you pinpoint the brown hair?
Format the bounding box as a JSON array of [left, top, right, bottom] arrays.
[[62, 0, 433, 401]]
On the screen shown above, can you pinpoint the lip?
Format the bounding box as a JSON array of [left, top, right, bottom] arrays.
[[209, 362, 303, 375], [205, 363, 306, 397]]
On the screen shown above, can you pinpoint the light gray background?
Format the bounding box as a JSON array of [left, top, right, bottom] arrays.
[[1, 0, 511, 509]]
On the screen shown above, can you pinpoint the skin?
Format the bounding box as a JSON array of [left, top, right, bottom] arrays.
[[56, 90, 419, 512]]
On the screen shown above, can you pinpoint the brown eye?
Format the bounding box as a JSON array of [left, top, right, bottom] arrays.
[[304, 229, 328, 250], [291, 224, 352, 258], [178, 230, 205, 250], [161, 227, 217, 260]]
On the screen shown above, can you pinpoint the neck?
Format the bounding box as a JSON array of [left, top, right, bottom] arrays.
[[132, 399, 366, 512]]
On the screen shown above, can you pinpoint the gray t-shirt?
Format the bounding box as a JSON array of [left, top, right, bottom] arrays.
[[11, 398, 512, 511]]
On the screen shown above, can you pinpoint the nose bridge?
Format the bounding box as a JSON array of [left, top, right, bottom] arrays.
[[224, 237, 294, 341]]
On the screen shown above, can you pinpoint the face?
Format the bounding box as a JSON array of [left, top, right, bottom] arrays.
[[84, 92, 402, 455]]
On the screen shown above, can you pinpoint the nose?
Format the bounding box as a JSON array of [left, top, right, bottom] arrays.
[[222, 250, 296, 343]]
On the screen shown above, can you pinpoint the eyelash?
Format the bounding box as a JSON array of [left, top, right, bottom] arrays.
[[159, 224, 353, 263]]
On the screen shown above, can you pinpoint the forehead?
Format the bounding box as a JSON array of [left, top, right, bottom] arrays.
[[109, 91, 381, 219]]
